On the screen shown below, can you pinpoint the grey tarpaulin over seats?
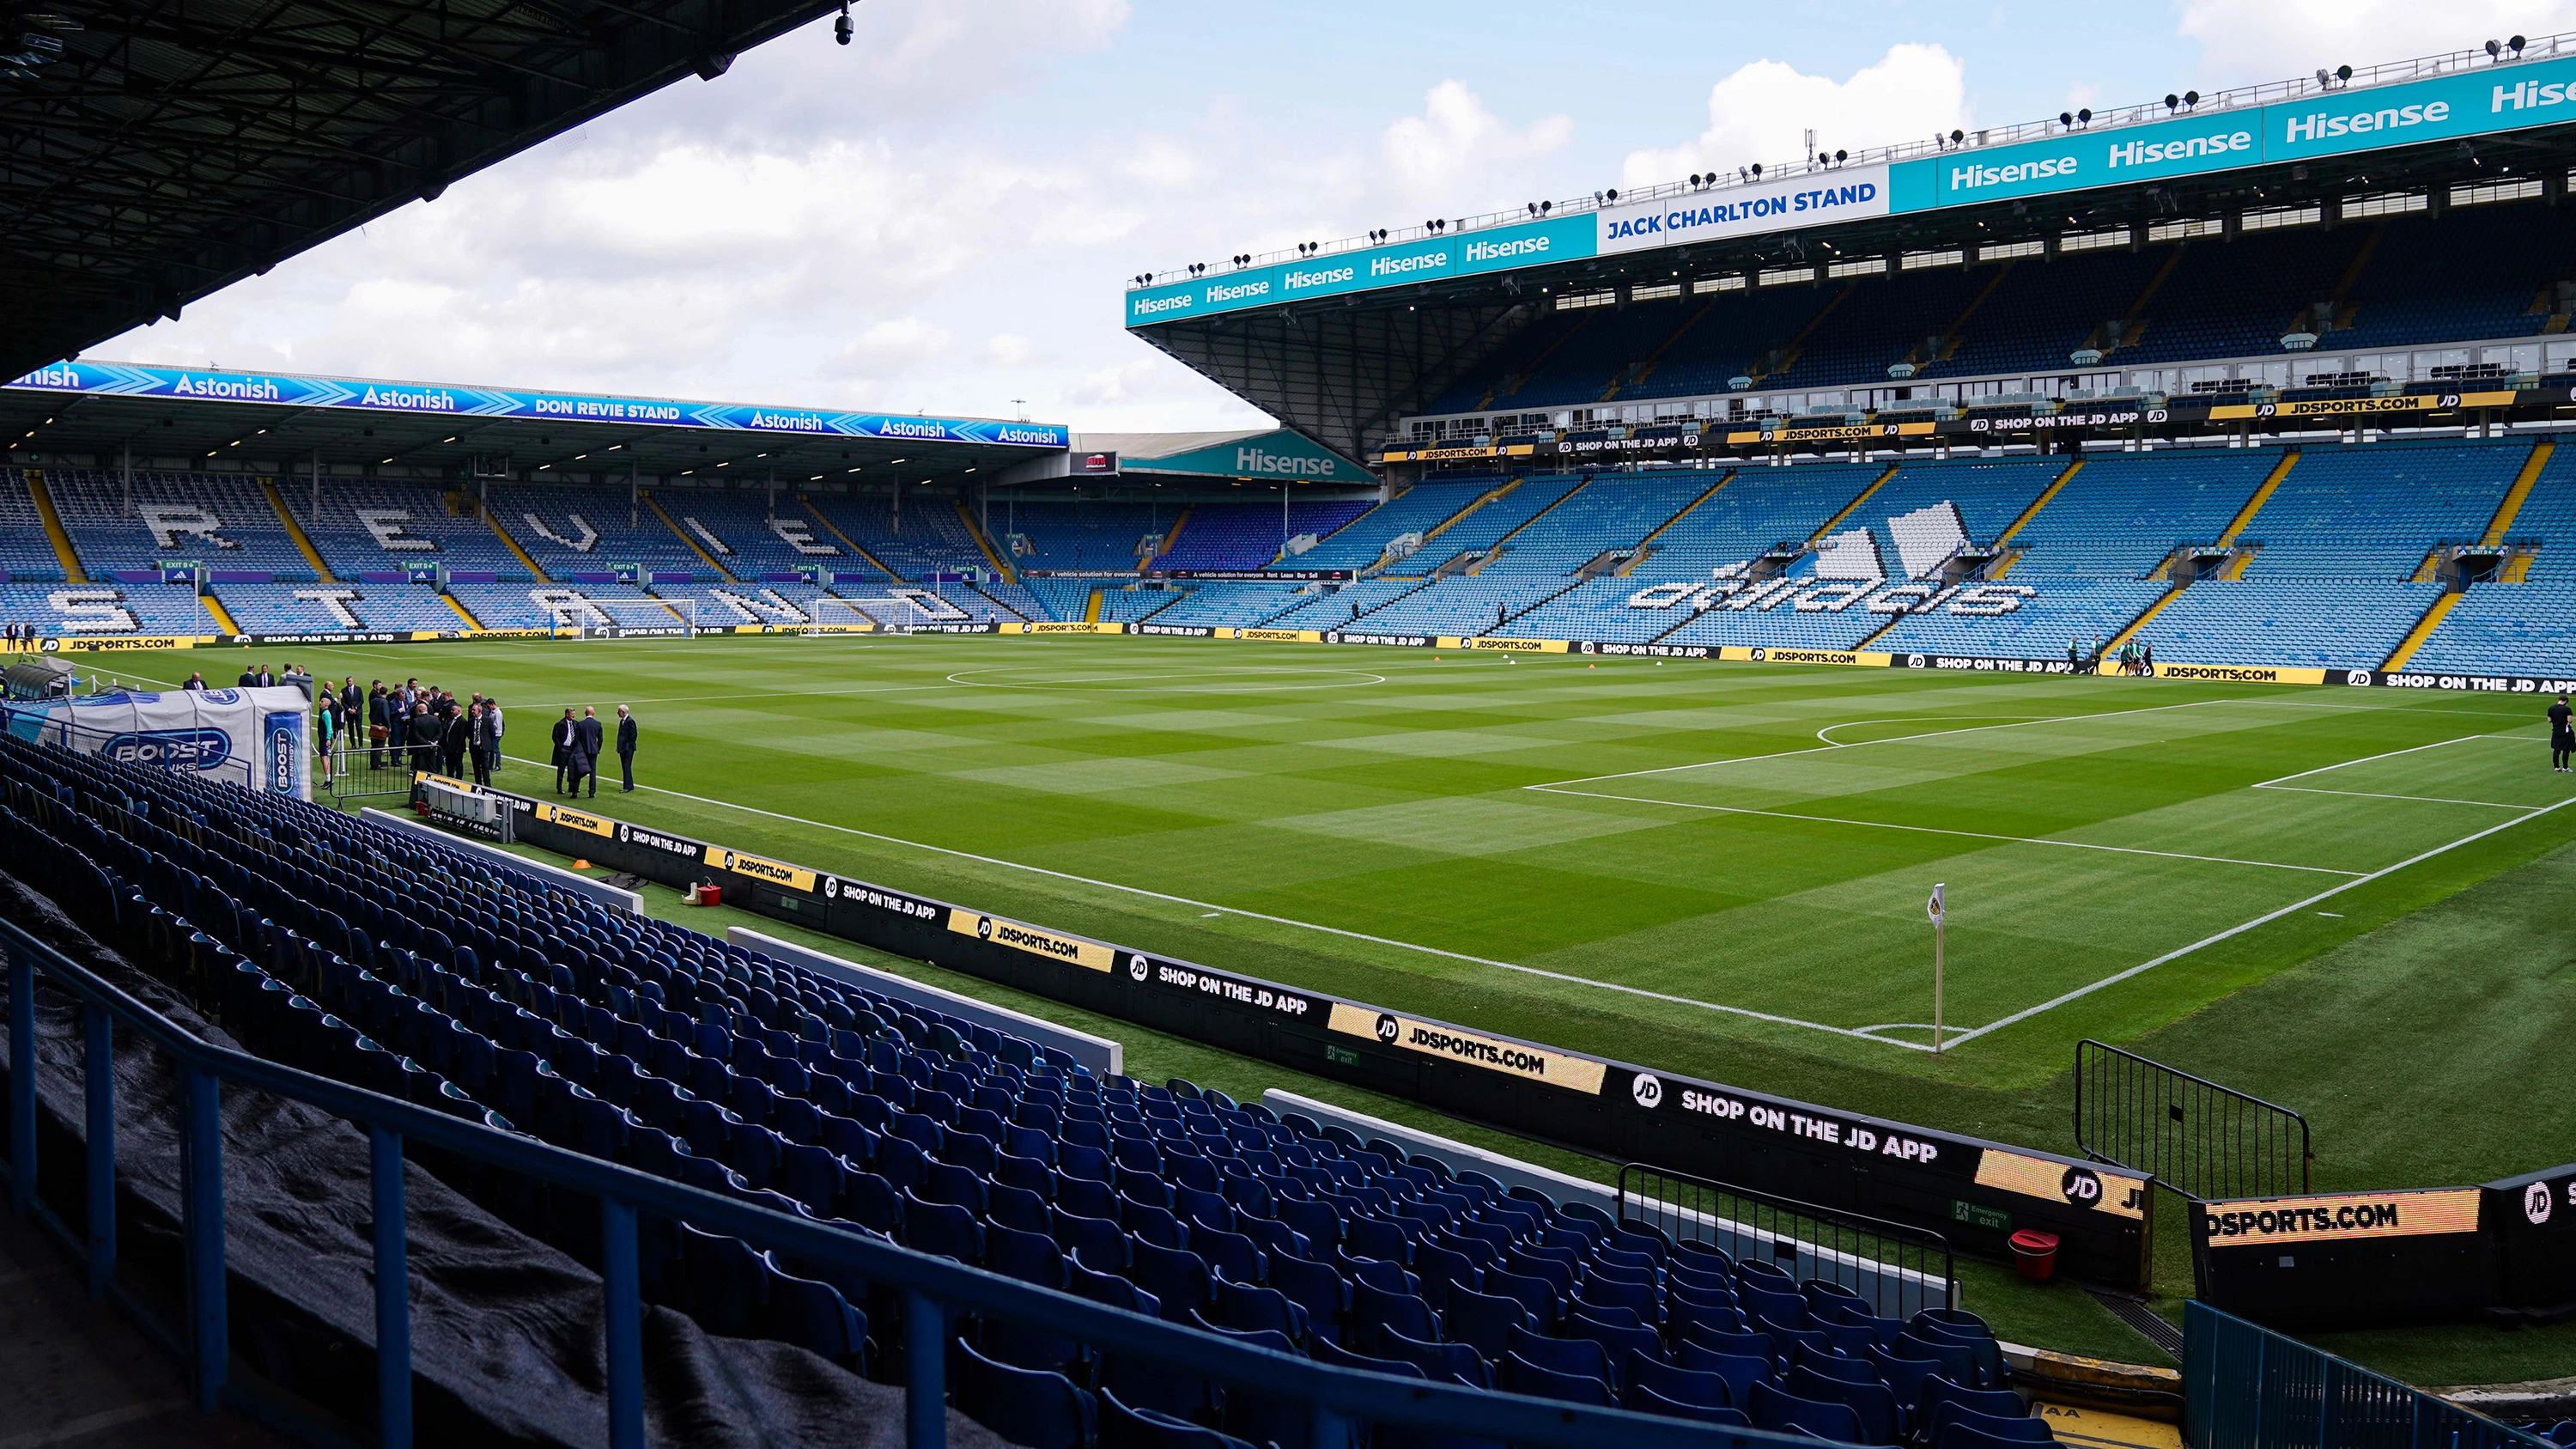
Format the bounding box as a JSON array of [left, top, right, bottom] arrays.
[[0, 873, 1010, 1449]]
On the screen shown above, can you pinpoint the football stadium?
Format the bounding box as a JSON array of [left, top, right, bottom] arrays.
[[4, 10, 2576, 1449]]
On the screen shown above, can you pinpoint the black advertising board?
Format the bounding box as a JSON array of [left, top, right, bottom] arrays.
[[436, 780, 2154, 1286], [2190, 1186, 2492, 1326], [2483, 1162, 2576, 1314]]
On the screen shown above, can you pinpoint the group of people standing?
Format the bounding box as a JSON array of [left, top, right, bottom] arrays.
[[2067, 636, 2155, 676], [549, 704, 638, 797]]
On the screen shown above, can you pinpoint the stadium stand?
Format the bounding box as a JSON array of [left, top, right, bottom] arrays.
[[804, 494, 993, 582], [2002, 452, 2278, 579], [1005, 502, 1174, 574], [1479, 473, 1715, 575], [1144, 581, 1321, 630], [1153, 500, 1374, 572], [1266, 579, 1430, 631], [47, 469, 319, 578], [211, 581, 468, 635], [1355, 576, 1582, 637], [1412, 199, 2576, 418], [289, 480, 532, 579], [485, 484, 714, 581], [1408, 477, 1586, 569], [1288, 481, 1491, 573], [2236, 441, 2523, 578], [0, 734, 2032, 1447], [647, 490, 888, 584], [2409, 446, 2576, 673], [1629, 463, 1885, 579], [1097, 586, 1182, 624], [1022, 578, 1097, 624], [0, 472, 71, 579], [0, 580, 215, 636], [2138, 577, 2448, 668]]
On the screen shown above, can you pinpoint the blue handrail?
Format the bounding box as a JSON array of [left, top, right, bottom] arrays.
[[1, 912, 1795, 1449], [2183, 1300, 2547, 1449]]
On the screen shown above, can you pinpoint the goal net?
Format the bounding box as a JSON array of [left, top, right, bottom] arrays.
[[542, 592, 699, 639], [805, 595, 938, 636]]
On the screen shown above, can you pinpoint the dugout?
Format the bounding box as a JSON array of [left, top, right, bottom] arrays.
[[3, 657, 80, 702]]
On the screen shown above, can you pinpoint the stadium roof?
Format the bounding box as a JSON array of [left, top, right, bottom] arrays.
[[1126, 34, 2576, 458], [1, 360, 1068, 489], [0, 0, 842, 381]]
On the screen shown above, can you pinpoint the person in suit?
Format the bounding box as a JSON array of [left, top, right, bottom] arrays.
[[237, 664, 258, 688], [551, 709, 578, 793], [407, 703, 441, 776], [183, 672, 207, 691], [441, 705, 470, 778], [486, 698, 505, 775], [339, 676, 361, 722], [614, 703, 638, 792], [470, 703, 499, 785], [368, 681, 390, 768], [573, 706, 605, 799]]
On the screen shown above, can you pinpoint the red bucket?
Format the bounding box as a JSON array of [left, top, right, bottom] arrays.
[[2010, 1228, 2061, 1282], [694, 884, 722, 907]]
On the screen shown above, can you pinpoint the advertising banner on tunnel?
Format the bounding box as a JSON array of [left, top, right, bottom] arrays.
[[1, 685, 311, 799]]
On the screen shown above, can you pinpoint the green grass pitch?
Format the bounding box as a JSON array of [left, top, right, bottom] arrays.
[[94, 634, 2576, 1378]]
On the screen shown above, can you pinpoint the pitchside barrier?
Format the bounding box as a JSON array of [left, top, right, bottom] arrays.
[[409, 773, 2155, 1288]]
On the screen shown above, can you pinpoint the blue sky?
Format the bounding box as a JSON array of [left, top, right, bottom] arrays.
[[101, 0, 2575, 433]]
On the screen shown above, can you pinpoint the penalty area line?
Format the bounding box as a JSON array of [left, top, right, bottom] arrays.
[[1942, 795, 2576, 1048], [501, 752, 1924, 1050]]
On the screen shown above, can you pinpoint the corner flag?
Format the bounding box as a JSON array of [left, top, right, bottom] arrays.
[[1926, 882, 1946, 923]]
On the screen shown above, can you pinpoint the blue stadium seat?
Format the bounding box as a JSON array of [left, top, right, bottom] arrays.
[[955, 1337, 1097, 1449]]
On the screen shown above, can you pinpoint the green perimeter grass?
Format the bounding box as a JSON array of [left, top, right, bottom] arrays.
[[112, 635, 2576, 1380]]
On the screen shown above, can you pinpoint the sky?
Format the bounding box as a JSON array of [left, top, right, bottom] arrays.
[[96, 0, 2576, 433]]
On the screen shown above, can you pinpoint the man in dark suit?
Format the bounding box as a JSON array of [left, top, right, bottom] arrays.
[[573, 706, 605, 798], [441, 706, 470, 778], [407, 704, 441, 776], [368, 681, 390, 768], [614, 704, 638, 792], [470, 703, 499, 786], [238, 663, 258, 688], [551, 709, 578, 794]]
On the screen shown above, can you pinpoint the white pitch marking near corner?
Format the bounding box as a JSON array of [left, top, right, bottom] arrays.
[[1813, 715, 2048, 746], [1940, 795, 2576, 1048], [500, 751, 1926, 1050], [2250, 734, 2571, 809]]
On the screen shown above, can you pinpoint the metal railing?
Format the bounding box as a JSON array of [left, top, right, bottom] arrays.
[[2184, 1300, 2548, 1449], [1, 913, 1796, 1449], [1618, 1164, 1955, 1319], [1133, 32, 2576, 287], [2075, 1039, 2312, 1202], [321, 746, 416, 802]]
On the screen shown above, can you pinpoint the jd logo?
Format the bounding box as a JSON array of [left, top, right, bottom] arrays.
[[2529, 1181, 2554, 1227], [1374, 1013, 1400, 1044], [617, 825, 630, 842], [1631, 1074, 1664, 1109], [823, 877, 838, 899], [720, 850, 737, 871], [2347, 670, 2373, 686], [1749, 648, 1767, 661], [1907, 654, 1926, 668], [975, 916, 993, 941], [2061, 1167, 2103, 1205], [1128, 953, 1149, 982]]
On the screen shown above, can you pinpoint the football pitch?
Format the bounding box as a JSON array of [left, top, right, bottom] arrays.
[[88, 632, 2576, 1373], [105, 633, 2576, 1097]]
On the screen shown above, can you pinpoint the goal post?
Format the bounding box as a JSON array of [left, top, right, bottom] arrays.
[[805, 595, 936, 636], [543, 593, 699, 639]]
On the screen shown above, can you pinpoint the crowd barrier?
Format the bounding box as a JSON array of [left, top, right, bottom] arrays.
[[2183, 1301, 2545, 1449], [418, 774, 2156, 1288]]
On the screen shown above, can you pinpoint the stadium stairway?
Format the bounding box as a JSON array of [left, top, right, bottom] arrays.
[[794, 498, 906, 581], [1615, 472, 1734, 575], [0, 736, 2034, 1448], [261, 478, 340, 581], [26, 471, 87, 581], [2379, 593, 2462, 670], [483, 508, 550, 581], [641, 490, 744, 581]]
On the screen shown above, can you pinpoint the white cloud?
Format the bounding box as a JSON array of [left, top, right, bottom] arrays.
[[1621, 45, 1970, 189], [2176, 0, 2576, 86], [829, 318, 955, 381], [1380, 81, 1573, 209], [986, 333, 1038, 365]]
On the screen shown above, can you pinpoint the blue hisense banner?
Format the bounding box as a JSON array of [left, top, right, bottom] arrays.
[[4, 361, 1069, 449], [1128, 53, 2576, 326]]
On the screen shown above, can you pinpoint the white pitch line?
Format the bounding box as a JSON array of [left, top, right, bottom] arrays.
[[1536, 697, 2251, 788], [2253, 785, 2545, 809], [1941, 795, 2576, 1047], [498, 753, 1919, 1048], [1527, 785, 2362, 875], [2248, 734, 2487, 788]]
